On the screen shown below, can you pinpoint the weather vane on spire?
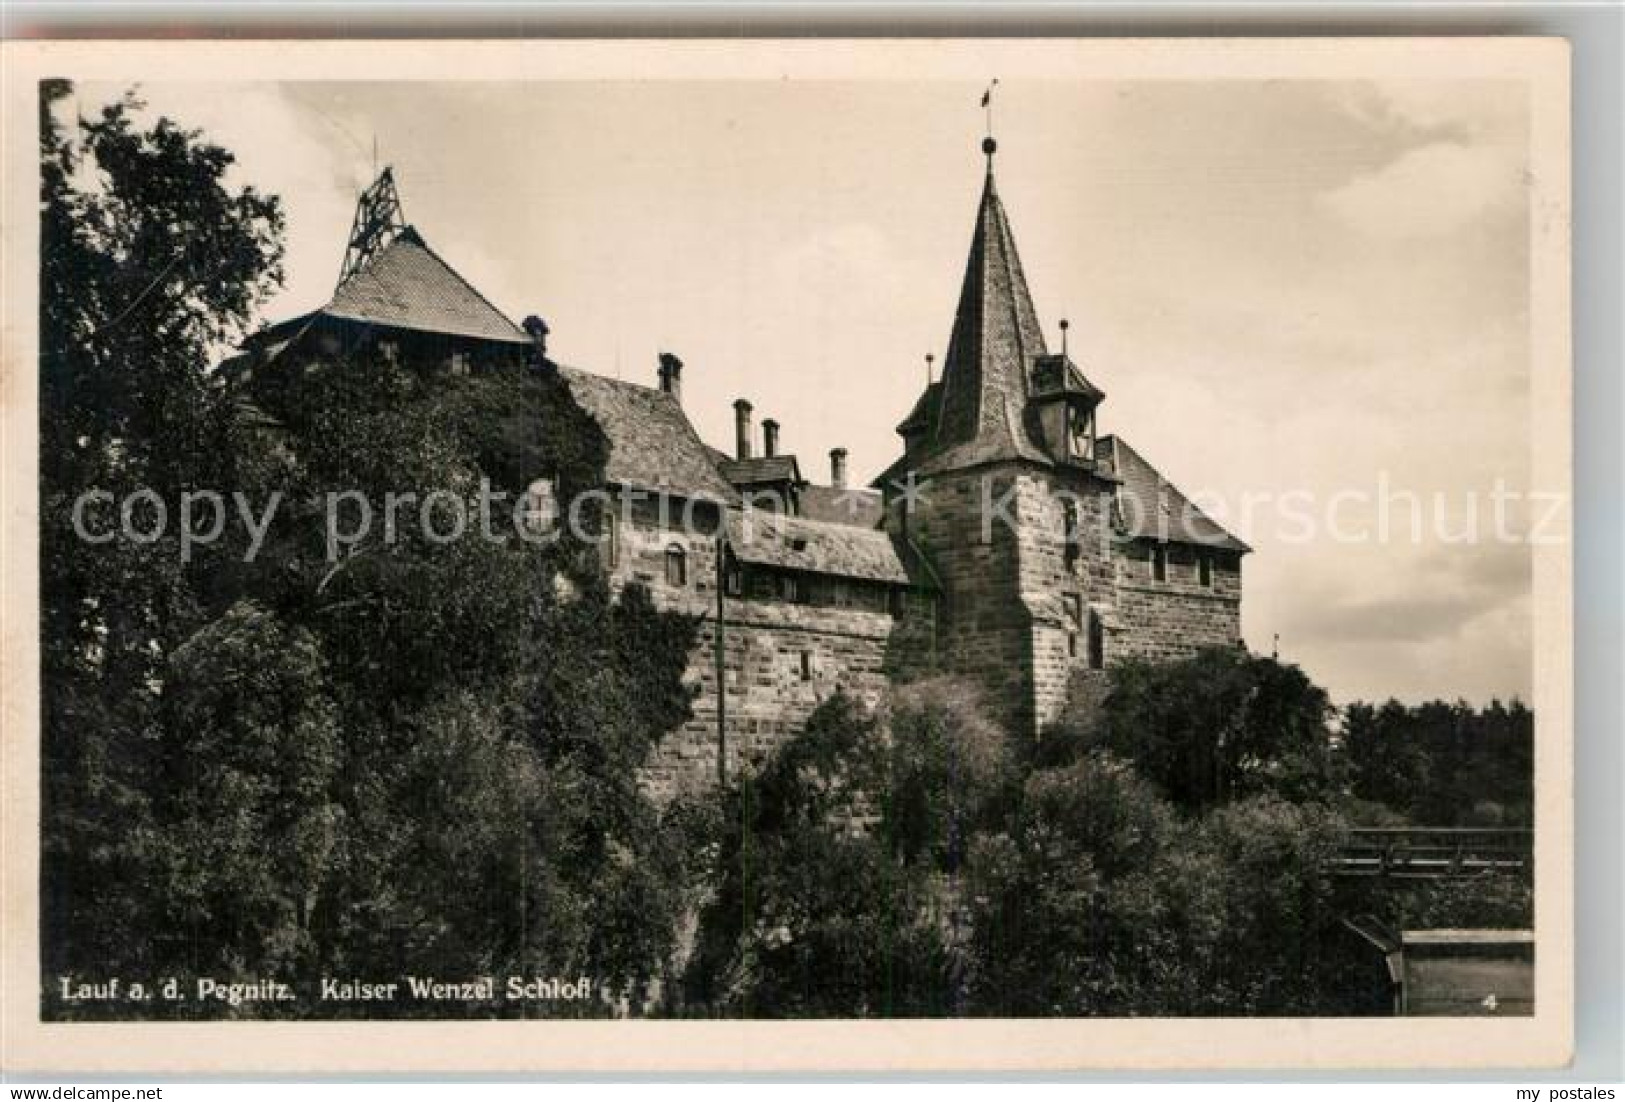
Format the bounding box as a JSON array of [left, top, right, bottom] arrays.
[[980, 80, 1000, 164]]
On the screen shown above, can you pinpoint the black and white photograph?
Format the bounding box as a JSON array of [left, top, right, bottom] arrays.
[[0, 37, 1574, 1073]]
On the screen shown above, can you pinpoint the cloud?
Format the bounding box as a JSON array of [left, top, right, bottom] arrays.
[[1319, 140, 1525, 241], [1331, 80, 1525, 144]]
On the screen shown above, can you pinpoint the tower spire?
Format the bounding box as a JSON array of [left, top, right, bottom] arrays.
[[920, 137, 1049, 468]]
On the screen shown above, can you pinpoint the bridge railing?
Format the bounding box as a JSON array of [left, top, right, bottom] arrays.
[[1331, 827, 1532, 880]]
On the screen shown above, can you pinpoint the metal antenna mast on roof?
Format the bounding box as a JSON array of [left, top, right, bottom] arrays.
[[337, 165, 407, 289]]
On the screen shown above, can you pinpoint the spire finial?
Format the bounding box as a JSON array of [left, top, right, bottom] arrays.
[[926, 352, 936, 385], [980, 80, 999, 168], [1059, 317, 1070, 357]]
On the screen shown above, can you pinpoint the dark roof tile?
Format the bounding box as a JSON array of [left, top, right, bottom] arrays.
[[558, 366, 740, 506], [718, 455, 803, 486], [726, 511, 912, 585], [325, 228, 530, 345], [1098, 435, 1250, 553], [799, 485, 886, 529]]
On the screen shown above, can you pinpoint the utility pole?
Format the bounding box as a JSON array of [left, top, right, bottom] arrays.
[[715, 536, 727, 788]]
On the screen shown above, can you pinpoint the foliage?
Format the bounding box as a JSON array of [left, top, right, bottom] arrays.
[[1342, 699, 1533, 826], [39, 82, 287, 1003], [39, 85, 703, 1019], [1088, 648, 1340, 810], [682, 685, 1012, 1017]]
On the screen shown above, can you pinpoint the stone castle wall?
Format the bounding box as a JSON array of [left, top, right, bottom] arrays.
[[891, 468, 1036, 736], [1111, 540, 1243, 662], [604, 490, 930, 803]]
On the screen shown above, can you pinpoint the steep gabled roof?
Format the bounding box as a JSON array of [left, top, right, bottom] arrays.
[[558, 366, 741, 506], [324, 227, 530, 344], [1098, 435, 1250, 553]]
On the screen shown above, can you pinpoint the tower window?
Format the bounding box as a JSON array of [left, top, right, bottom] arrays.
[[665, 544, 688, 587], [1063, 594, 1083, 658], [1152, 545, 1167, 583], [1087, 611, 1105, 670], [799, 650, 813, 681], [1068, 406, 1096, 462], [724, 561, 743, 596], [1199, 553, 1213, 588]]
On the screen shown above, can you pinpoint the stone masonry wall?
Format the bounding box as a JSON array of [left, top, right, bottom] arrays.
[[893, 464, 1121, 739], [892, 468, 1035, 736], [1110, 539, 1243, 662], [1010, 467, 1122, 734], [602, 489, 927, 804]]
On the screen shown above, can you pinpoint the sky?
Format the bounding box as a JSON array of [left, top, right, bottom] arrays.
[[74, 77, 1536, 706]]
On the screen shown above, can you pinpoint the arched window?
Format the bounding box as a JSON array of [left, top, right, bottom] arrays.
[[665, 544, 688, 587], [1087, 610, 1106, 670]]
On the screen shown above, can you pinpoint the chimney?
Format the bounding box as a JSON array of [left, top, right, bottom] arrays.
[[733, 399, 753, 460], [830, 447, 848, 490], [522, 315, 550, 358], [657, 352, 683, 403], [762, 418, 780, 458]]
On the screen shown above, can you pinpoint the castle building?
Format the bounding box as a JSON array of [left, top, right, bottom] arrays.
[[227, 143, 1249, 800]]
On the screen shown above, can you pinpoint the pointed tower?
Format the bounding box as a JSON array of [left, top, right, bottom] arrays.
[[928, 137, 1053, 467], [881, 136, 1121, 738]]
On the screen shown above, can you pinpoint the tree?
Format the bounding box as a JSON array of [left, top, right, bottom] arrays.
[[1089, 648, 1339, 810], [151, 603, 341, 1004], [1342, 698, 1533, 826], [39, 86, 709, 1019], [39, 82, 286, 999], [682, 685, 1011, 1017]]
